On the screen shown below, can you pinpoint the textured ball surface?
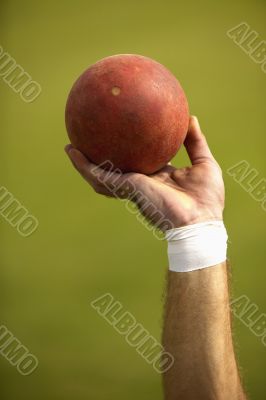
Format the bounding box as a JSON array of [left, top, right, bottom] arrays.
[[65, 54, 189, 174]]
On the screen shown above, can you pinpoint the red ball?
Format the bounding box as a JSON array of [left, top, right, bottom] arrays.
[[65, 54, 189, 174]]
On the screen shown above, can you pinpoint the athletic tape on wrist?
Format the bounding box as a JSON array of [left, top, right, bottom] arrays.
[[165, 221, 228, 272]]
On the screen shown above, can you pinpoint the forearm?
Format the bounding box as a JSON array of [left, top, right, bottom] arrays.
[[162, 262, 245, 400], [65, 115, 247, 398]]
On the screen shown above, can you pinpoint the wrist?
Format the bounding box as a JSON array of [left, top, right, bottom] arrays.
[[171, 210, 224, 229], [165, 220, 227, 272]]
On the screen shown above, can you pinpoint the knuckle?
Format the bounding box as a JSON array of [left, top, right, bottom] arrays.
[[79, 165, 88, 178], [93, 182, 109, 196], [93, 183, 103, 194]]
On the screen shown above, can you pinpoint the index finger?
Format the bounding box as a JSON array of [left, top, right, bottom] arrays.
[[65, 145, 127, 193]]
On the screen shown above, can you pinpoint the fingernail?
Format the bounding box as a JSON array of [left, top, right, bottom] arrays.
[[193, 116, 200, 129], [64, 144, 72, 154]]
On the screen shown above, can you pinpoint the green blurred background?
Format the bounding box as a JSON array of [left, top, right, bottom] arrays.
[[0, 0, 265, 398]]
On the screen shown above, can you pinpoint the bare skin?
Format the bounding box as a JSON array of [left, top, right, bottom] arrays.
[[65, 116, 246, 399], [163, 263, 246, 400]]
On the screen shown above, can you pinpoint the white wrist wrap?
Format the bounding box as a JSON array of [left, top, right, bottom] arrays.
[[165, 221, 228, 272]]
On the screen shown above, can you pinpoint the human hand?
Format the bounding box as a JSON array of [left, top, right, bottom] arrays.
[[65, 116, 224, 230]]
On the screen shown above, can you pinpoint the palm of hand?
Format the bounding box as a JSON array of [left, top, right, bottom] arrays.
[[132, 160, 224, 229], [65, 116, 225, 230]]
